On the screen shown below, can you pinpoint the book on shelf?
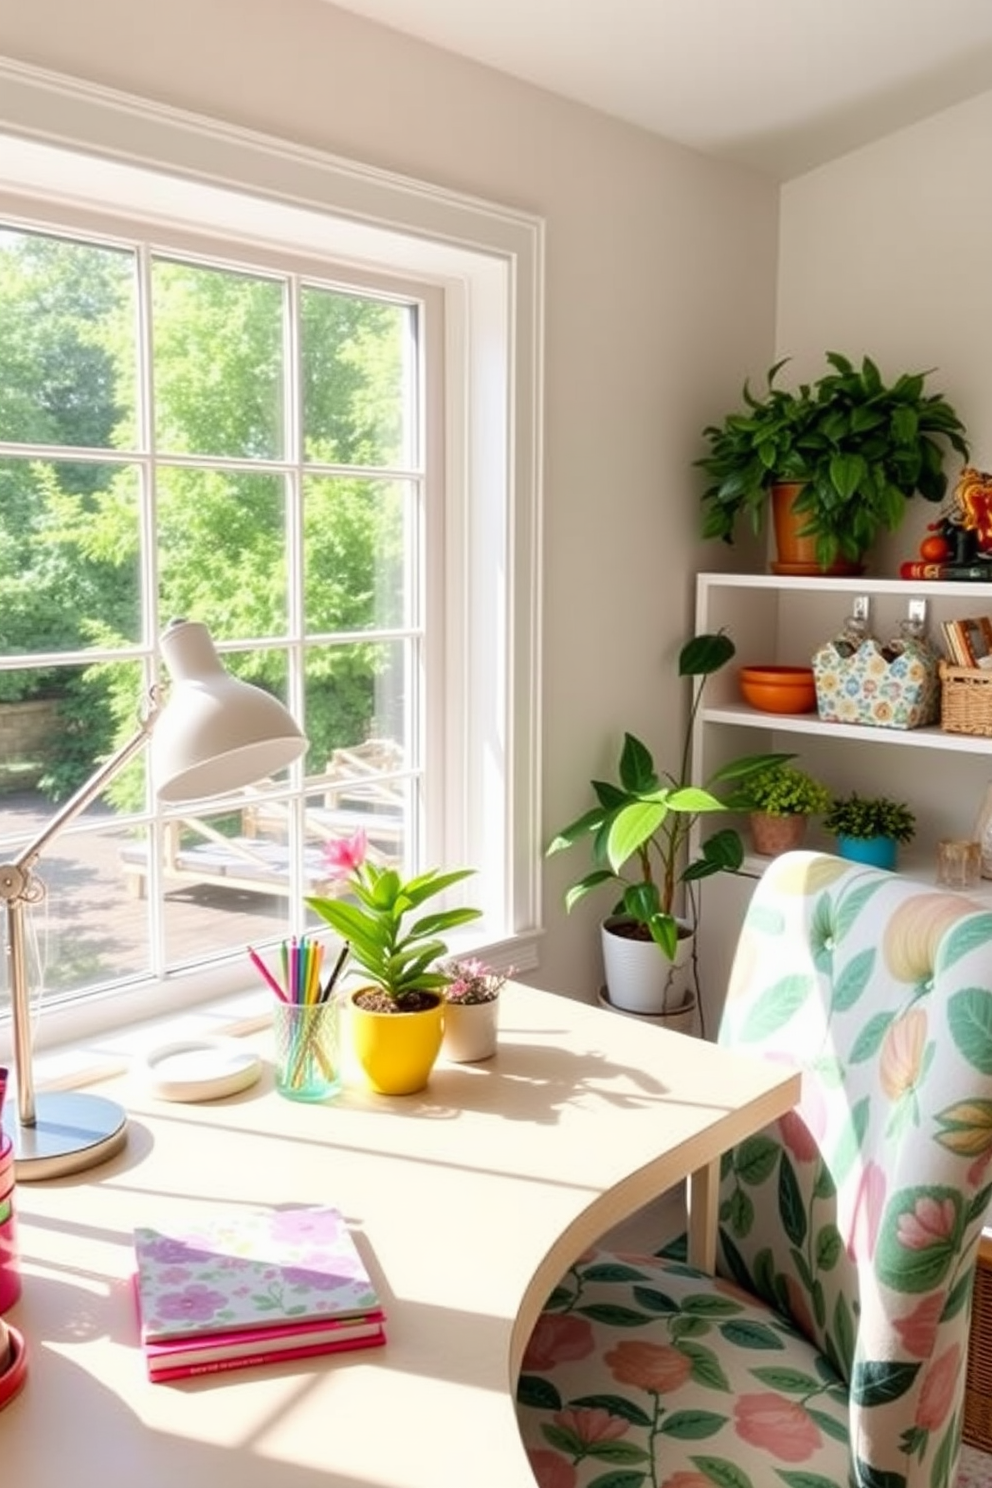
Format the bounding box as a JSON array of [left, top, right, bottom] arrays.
[[941, 615, 992, 669], [899, 560, 992, 581], [133, 1204, 386, 1382]]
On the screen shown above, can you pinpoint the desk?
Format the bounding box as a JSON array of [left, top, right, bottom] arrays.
[[3, 984, 800, 1488]]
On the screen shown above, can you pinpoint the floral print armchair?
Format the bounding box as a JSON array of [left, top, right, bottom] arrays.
[[516, 851, 992, 1487]]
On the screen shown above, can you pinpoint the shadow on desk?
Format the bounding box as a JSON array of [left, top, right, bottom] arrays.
[[349, 1032, 674, 1126], [3, 1269, 377, 1487]]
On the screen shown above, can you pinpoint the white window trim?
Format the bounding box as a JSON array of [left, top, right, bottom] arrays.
[[0, 57, 544, 1060]]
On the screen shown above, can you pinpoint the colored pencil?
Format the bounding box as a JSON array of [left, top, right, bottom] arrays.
[[247, 947, 288, 1002]]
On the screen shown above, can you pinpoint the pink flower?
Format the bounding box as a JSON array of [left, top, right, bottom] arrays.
[[897, 1195, 956, 1250], [323, 829, 368, 878], [526, 1450, 577, 1488], [733, 1393, 821, 1461], [847, 1160, 886, 1260], [156, 1282, 227, 1323], [553, 1408, 628, 1446], [661, 1476, 712, 1488], [893, 1293, 944, 1357], [778, 1110, 819, 1164], [782, 1274, 816, 1341], [916, 1344, 961, 1431], [605, 1341, 692, 1393], [522, 1313, 595, 1370]]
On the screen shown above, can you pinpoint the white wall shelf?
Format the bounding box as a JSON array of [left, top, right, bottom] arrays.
[[691, 570, 992, 1035]]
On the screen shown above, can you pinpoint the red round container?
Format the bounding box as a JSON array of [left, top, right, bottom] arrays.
[[0, 1136, 21, 1314], [0, 1323, 27, 1411]]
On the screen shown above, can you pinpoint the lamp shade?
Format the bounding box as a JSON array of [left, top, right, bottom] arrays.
[[151, 620, 307, 802]]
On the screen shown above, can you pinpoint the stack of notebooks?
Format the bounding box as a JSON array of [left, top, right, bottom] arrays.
[[132, 1204, 386, 1381]]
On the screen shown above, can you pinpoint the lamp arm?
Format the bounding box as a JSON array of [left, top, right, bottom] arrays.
[[0, 687, 163, 1129], [7, 687, 163, 885]]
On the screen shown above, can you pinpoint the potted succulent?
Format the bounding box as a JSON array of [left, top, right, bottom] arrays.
[[306, 829, 482, 1094], [822, 791, 916, 871], [547, 632, 789, 1017], [439, 957, 510, 1063], [743, 762, 831, 857], [696, 352, 969, 573]]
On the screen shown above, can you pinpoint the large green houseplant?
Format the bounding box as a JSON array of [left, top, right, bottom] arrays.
[[697, 353, 969, 571], [548, 632, 788, 1017]]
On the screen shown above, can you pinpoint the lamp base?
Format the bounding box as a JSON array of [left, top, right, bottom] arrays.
[[4, 1091, 127, 1181]]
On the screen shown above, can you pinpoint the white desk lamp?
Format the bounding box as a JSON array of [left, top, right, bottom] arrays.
[[0, 619, 307, 1180]]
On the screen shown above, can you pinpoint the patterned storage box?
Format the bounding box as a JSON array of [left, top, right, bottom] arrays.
[[812, 635, 940, 730]]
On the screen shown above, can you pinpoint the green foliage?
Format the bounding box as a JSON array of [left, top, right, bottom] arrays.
[[697, 352, 970, 570], [823, 792, 916, 844], [744, 763, 830, 818], [306, 846, 482, 1005], [0, 226, 408, 801], [547, 633, 791, 960]]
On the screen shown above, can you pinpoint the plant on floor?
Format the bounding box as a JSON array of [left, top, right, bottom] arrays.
[[306, 829, 482, 1012], [547, 632, 790, 960], [697, 353, 970, 570], [823, 792, 916, 843]]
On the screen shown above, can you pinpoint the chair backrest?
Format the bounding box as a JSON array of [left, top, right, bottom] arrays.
[[716, 850, 992, 1476]]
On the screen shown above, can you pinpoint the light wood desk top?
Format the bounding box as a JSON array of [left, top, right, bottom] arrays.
[[3, 984, 800, 1488]]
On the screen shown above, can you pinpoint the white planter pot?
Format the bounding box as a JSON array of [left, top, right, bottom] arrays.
[[601, 915, 695, 1016], [441, 998, 499, 1062], [597, 984, 698, 1037]]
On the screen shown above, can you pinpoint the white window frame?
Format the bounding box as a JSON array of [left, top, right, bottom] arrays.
[[0, 58, 544, 1055]]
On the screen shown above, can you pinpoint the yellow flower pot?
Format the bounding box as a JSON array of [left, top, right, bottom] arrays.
[[348, 990, 445, 1095]]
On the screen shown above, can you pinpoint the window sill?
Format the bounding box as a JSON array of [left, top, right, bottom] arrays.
[[13, 929, 542, 1099]]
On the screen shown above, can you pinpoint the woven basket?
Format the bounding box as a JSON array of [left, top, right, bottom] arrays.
[[965, 1232, 992, 1451], [940, 660, 992, 738]]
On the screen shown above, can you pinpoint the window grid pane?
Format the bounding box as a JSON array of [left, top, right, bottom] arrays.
[[0, 222, 425, 1012]]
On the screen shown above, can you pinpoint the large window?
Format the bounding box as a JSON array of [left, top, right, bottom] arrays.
[[0, 70, 543, 1052], [0, 218, 439, 1020]]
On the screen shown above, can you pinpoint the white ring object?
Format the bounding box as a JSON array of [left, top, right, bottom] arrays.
[[139, 1036, 262, 1102]]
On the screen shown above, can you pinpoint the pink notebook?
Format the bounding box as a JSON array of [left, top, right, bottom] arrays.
[[133, 1204, 385, 1380]]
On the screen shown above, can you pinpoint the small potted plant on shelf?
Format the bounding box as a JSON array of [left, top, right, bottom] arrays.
[[743, 763, 831, 857], [696, 352, 969, 574], [439, 957, 510, 1063], [822, 791, 916, 872], [306, 830, 482, 1094], [547, 631, 790, 1020]]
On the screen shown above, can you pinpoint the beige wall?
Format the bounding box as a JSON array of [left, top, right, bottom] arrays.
[[0, 0, 780, 1001], [777, 89, 992, 568]]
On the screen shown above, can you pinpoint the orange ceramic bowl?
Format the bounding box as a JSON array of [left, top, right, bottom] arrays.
[[739, 664, 817, 714]]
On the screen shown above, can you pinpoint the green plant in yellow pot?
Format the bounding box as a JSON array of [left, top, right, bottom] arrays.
[[306, 830, 482, 1095]]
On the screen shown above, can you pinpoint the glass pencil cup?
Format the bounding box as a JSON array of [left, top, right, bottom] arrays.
[[273, 1000, 341, 1102]]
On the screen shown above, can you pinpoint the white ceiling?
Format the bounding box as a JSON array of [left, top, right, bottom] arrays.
[[325, 0, 992, 179]]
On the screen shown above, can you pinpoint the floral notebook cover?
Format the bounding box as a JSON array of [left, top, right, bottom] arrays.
[[133, 1204, 382, 1342]]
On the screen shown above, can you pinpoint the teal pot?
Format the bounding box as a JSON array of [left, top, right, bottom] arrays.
[[836, 834, 898, 871]]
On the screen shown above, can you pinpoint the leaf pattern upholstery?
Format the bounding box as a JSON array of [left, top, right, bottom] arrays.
[[515, 851, 992, 1487]]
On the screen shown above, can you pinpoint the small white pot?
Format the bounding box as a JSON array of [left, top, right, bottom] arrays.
[[441, 997, 499, 1062], [601, 915, 695, 1016]]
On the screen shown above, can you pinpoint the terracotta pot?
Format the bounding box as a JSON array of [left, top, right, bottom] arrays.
[[770, 481, 865, 577], [749, 812, 808, 857]]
